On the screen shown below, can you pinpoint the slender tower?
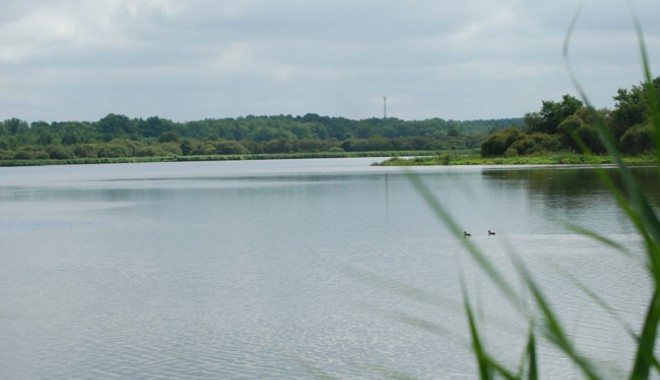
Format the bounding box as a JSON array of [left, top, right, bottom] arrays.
[[383, 96, 387, 119]]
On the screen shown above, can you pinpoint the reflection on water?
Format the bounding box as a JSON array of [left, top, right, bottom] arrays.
[[0, 159, 655, 378], [483, 166, 660, 235], [484, 165, 660, 202]]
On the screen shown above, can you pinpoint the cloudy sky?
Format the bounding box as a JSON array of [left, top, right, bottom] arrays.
[[0, 0, 658, 123]]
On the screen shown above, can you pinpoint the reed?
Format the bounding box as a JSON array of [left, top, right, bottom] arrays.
[[404, 5, 659, 379]]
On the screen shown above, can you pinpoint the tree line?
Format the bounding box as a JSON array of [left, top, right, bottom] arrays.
[[481, 77, 660, 157], [0, 114, 519, 160]]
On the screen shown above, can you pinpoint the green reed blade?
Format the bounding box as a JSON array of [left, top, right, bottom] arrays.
[[462, 282, 519, 380], [525, 327, 538, 380], [406, 172, 520, 311], [565, 8, 660, 377], [463, 285, 493, 380], [513, 256, 601, 380], [627, 0, 660, 163], [630, 288, 660, 379], [562, 222, 632, 257]]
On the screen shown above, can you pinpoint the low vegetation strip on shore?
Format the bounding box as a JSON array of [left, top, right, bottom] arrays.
[[375, 153, 658, 166]]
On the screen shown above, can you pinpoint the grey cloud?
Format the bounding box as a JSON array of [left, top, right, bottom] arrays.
[[0, 0, 657, 122]]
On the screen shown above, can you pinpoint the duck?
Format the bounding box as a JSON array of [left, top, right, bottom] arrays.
[[463, 231, 471, 238], [488, 230, 496, 236]]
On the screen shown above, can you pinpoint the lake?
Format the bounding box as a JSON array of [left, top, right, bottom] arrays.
[[0, 158, 657, 379]]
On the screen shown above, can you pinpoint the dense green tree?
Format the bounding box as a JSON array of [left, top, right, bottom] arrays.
[[505, 133, 562, 156], [51, 121, 99, 144], [572, 124, 604, 153], [620, 124, 654, 154], [480, 79, 659, 158], [0, 108, 531, 161], [523, 112, 542, 134], [248, 125, 296, 142], [98, 113, 133, 139], [179, 139, 194, 156], [37, 131, 58, 145], [557, 115, 585, 150], [610, 77, 660, 145], [526, 95, 583, 135], [139, 116, 175, 138], [480, 128, 524, 156], [4, 118, 29, 135]]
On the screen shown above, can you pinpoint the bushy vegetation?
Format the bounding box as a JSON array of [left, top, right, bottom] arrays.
[[0, 114, 519, 162], [480, 78, 660, 157]]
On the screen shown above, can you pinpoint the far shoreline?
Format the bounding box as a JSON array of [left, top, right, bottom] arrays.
[[0, 150, 656, 168], [373, 153, 658, 167]]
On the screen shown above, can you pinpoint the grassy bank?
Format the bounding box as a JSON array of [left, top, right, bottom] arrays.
[[0, 150, 432, 167], [376, 152, 658, 166], [3, 150, 655, 167]]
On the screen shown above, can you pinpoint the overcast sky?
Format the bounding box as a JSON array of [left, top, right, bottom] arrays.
[[0, 0, 658, 123]]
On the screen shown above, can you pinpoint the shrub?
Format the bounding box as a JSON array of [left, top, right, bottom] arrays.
[[158, 131, 180, 143], [158, 142, 183, 156], [73, 144, 98, 158], [137, 143, 181, 157], [480, 127, 523, 156], [574, 124, 605, 154], [557, 115, 585, 150], [215, 140, 250, 155], [46, 145, 74, 160], [0, 150, 12, 160], [620, 123, 654, 154], [13, 150, 33, 160]]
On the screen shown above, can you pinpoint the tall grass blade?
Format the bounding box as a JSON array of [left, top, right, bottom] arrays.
[[389, 311, 454, 337], [631, 288, 660, 379], [513, 256, 601, 379], [563, 268, 640, 340], [395, 3, 659, 378], [624, 4, 660, 378], [627, 0, 660, 162], [406, 172, 520, 309], [462, 287, 520, 379], [567, 131, 655, 267], [463, 291, 491, 379], [338, 263, 460, 310], [562, 222, 632, 257], [463, 287, 518, 379], [525, 327, 538, 380], [565, 7, 660, 377]]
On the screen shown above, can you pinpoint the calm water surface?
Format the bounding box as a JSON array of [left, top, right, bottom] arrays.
[[0, 158, 658, 379]]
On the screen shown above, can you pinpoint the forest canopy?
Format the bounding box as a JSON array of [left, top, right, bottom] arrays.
[[480, 77, 660, 157], [0, 77, 657, 162], [0, 113, 519, 161]]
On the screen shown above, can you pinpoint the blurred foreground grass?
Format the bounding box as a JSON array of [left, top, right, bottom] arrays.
[[401, 4, 659, 379]]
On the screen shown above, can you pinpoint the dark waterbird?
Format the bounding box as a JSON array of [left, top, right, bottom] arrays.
[[464, 231, 471, 238], [488, 230, 496, 236]]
